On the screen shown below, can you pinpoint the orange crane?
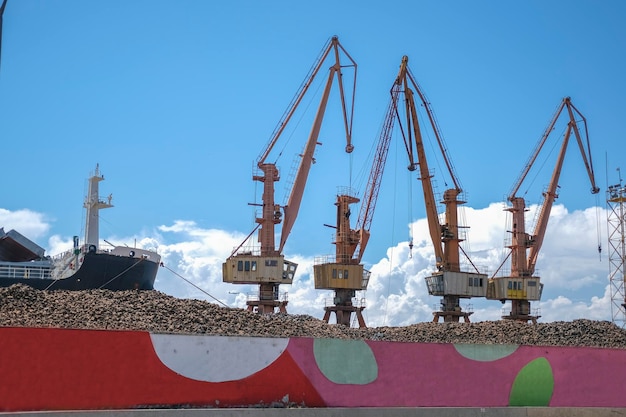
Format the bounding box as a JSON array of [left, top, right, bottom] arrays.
[[395, 56, 487, 323], [313, 73, 399, 328], [487, 97, 600, 323], [222, 36, 357, 314], [314, 56, 487, 325]]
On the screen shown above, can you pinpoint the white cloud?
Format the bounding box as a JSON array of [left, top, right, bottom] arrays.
[[152, 220, 250, 303], [0, 204, 620, 328], [536, 284, 612, 322], [0, 208, 50, 239], [147, 202, 615, 327], [47, 234, 75, 256]]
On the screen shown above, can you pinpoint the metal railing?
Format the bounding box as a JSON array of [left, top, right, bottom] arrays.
[[0, 262, 53, 280]]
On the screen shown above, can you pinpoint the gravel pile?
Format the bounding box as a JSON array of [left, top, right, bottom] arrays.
[[1, 284, 625, 349]]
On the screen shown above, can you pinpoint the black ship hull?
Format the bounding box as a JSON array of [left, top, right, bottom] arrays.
[[0, 251, 159, 291]]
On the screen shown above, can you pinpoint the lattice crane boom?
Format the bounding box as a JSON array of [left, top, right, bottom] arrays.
[[313, 57, 407, 327], [351, 86, 399, 263], [316, 55, 485, 326]]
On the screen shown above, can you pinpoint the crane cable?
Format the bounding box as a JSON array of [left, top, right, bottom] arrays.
[[274, 73, 326, 167], [280, 78, 326, 206], [348, 150, 352, 190], [408, 160, 414, 258], [598, 154, 613, 262], [418, 102, 448, 189], [596, 191, 602, 261], [256, 37, 332, 165], [161, 263, 230, 308], [495, 200, 513, 279], [96, 258, 146, 290]]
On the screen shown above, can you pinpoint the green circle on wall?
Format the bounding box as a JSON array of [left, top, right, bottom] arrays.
[[509, 357, 554, 406], [313, 339, 378, 385]]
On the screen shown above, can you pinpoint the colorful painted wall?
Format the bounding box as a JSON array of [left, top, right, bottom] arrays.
[[0, 327, 623, 411]]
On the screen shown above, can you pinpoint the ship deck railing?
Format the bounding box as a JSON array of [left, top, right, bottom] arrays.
[[0, 261, 54, 280]]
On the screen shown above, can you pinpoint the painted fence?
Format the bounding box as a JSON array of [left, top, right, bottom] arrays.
[[0, 327, 623, 411]]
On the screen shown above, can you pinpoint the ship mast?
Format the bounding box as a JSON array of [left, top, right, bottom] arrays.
[[84, 164, 113, 250]]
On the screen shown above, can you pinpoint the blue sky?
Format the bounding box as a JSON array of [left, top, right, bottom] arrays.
[[1, 1, 625, 326]]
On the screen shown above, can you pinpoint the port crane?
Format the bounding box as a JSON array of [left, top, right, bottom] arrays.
[[312, 79, 400, 328], [394, 56, 487, 323], [222, 36, 357, 314], [487, 97, 600, 323], [314, 56, 487, 326]]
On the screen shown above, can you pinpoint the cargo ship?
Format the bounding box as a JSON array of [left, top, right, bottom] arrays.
[[0, 165, 160, 290]]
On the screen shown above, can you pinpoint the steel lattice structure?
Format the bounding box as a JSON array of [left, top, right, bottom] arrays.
[[607, 180, 626, 328]]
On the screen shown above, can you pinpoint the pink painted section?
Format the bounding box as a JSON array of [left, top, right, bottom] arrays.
[[287, 339, 626, 407], [0, 327, 625, 411], [546, 345, 626, 407], [288, 339, 516, 406]]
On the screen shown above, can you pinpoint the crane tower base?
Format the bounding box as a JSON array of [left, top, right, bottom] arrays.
[[502, 299, 540, 324], [321, 289, 367, 328], [501, 314, 540, 324], [245, 283, 288, 314], [432, 310, 473, 323], [432, 294, 473, 323], [323, 305, 366, 328], [247, 300, 288, 314]]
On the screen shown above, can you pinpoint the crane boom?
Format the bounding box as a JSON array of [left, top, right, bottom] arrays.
[[509, 97, 599, 277], [315, 55, 486, 326], [526, 99, 599, 273], [351, 86, 399, 263], [393, 56, 487, 322], [223, 36, 357, 315], [313, 62, 400, 328], [257, 37, 355, 165], [394, 56, 465, 271], [488, 96, 600, 322], [279, 39, 356, 252], [316, 55, 486, 324], [405, 68, 462, 192], [402, 85, 445, 265]]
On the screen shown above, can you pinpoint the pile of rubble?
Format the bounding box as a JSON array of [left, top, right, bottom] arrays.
[[0, 284, 624, 348]]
